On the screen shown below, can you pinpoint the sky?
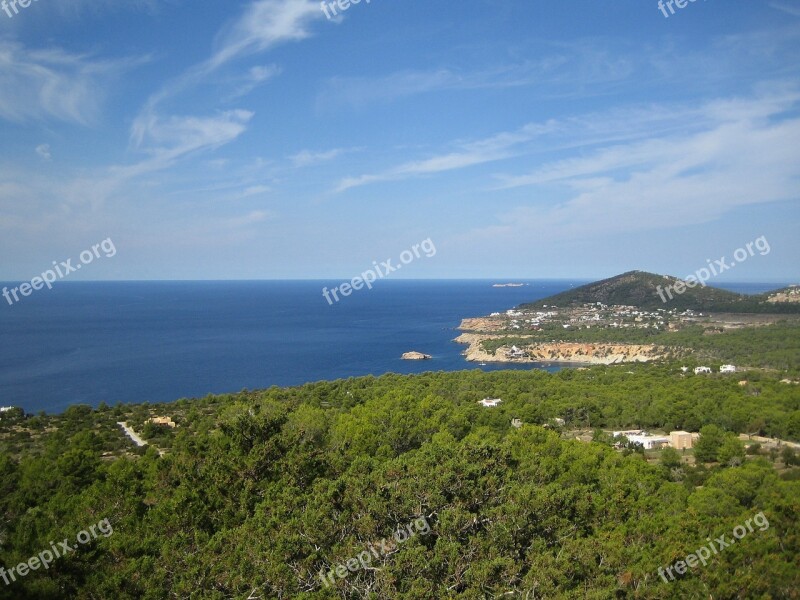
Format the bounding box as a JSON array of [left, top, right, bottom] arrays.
[[1, 0, 799, 282]]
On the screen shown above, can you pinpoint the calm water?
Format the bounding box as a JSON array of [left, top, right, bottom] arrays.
[[0, 280, 785, 413]]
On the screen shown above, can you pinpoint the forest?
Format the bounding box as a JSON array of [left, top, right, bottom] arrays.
[[1, 366, 798, 598]]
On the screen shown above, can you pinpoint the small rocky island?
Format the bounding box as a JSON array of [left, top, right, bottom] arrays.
[[402, 351, 432, 360]]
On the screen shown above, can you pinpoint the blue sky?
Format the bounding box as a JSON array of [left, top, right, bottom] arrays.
[[1, 0, 799, 282]]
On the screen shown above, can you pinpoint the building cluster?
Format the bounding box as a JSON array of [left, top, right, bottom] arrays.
[[485, 300, 719, 338], [613, 429, 697, 450], [476, 400, 698, 453], [692, 365, 736, 374]]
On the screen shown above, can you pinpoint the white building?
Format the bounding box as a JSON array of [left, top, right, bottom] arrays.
[[694, 366, 712, 374], [629, 434, 670, 450], [479, 398, 503, 408], [720, 365, 737, 374], [613, 430, 670, 450], [507, 346, 526, 359]]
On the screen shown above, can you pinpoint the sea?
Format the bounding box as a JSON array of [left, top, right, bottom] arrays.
[[0, 280, 784, 414]]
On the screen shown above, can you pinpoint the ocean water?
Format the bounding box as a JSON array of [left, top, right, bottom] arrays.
[[0, 280, 785, 413]]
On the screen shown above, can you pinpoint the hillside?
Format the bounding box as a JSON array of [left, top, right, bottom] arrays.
[[520, 270, 800, 313], [0, 369, 799, 598]]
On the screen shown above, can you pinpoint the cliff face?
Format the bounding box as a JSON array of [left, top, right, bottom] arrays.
[[454, 333, 664, 365]]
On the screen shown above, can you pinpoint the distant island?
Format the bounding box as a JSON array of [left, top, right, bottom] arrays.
[[492, 283, 528, 288], [402, 351, 432, 360], [457, 270, 800, 368]]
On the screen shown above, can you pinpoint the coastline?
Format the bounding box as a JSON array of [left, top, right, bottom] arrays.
[[454, 332, 664, 365]]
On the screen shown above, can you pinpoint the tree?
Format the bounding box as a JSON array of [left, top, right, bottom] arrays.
[[660, 447, 682, 469], [781, 446, 799, 467], [718, 437, 745, 467], [746, 442, 762, 455], [694, 425, 726, 463]]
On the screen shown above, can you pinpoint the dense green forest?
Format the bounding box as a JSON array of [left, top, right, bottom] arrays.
[[1, 367, 798, 598]]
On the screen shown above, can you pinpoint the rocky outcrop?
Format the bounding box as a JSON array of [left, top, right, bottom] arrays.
[[402, 351, 432, 360], [454, 334, 664, 365]]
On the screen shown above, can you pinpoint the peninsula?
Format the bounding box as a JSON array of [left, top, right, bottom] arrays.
[[457, 271, 800, 367]]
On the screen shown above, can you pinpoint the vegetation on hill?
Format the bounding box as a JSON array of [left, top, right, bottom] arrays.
[[479, 321, 800, 375], [1, 368, 798, 598], [520, 270, 800, 313]]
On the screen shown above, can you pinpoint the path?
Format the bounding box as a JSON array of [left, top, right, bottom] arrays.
[[117, 421, 148, 447]]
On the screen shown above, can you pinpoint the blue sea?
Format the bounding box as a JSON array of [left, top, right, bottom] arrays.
[[0, 280, 785, 413]]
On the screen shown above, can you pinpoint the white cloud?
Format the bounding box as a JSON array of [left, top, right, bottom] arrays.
[[223, 210, 271, 228], [49, 0, 164, 17], [465, 89, 800, 245], [289, 147, 349, 167], [241, 185, 271, 197], [316, 50, 635, 110], [208, 0, 323, 71], [769, 2, 800, 17], [35, 144, 51, 160], [130, 110, 254, 159], [225, 64, 282, 100], [0, 40, 143, 124], [333, 122, 556, 192]]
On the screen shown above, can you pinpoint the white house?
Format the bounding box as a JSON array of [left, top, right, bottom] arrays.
[[720, 365, 737, 374], [479, 398, 503, 408], [613, 430, 670, 449], [629, 434, 670, 450], [507, 346, 526, 359], [694, 366, 712, 374]]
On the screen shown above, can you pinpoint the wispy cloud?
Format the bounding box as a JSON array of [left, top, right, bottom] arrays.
[[333, 123, 556, 192], [223, 209, 271, 228], [125, 110, 254, 181], [289, 147, 351, 167], [316, 48, 635, 110], [463, 88, 800, 245], [0, 40, 144, 124], [769, 2, 800, 17], [241, 185, 271, 197], [128, 0, 325, 181], [208, 0, 323, 72], [35, 144, 51, 160], [224, 64, 282, 100], [22, 0, 167, 19]]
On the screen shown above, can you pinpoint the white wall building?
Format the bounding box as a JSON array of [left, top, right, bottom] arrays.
[[479, 398, 503, 408]]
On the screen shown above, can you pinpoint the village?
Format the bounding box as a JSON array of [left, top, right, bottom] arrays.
[[487, 302, 706, 335]]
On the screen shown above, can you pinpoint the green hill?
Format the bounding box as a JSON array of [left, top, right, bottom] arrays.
[[520, 270, 800, 312]]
